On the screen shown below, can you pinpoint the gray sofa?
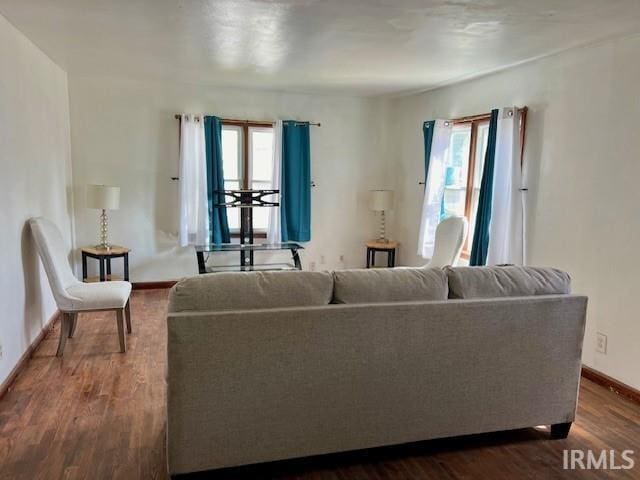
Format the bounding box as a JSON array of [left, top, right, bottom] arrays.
[[166, 266, 587, 476]]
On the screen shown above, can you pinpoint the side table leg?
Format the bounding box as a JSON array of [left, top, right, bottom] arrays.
[[124, 254, 130, 281], [82, 253, 88, 282], [99, 258, 105, 282], [106, 258, 112, 280], [366, 248, 371, 268]]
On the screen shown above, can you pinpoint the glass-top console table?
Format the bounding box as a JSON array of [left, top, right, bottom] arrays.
[[195, 242, 304, 274]]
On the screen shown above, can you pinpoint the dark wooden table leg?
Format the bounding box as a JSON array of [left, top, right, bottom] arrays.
[[82, 252, 88, 282], [106, 258, 112, 280], [387, 250, 393, 267], [391, 248, 396, 267], [291, 249, 302, 270], [99, 257, 105, 282], [366, 248, 371, 268], [196, 251, 206, 274], [123, 253, 129, 281], [371, 250, 376, 267]]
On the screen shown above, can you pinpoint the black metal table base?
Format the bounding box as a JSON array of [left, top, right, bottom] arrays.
[[82, 252, 130, 282], [366, 247, 396, 268]]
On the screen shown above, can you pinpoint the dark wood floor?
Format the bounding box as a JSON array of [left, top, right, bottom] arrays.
[[0, 289, 638, 479]]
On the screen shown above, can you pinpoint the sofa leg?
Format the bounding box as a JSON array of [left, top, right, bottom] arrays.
[[550, 422, 572, 439]]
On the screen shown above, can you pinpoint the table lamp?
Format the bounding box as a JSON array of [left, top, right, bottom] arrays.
[[370, 189, 394, 243], [86, 184, 120, 249]]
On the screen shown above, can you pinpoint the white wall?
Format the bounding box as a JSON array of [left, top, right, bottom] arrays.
[[0, 14, 73, 386], [68, 77, 392, 281], [390, 35, 640, 390]]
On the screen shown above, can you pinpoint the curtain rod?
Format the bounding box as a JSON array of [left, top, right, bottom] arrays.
[[453, 107, 527, 124], [174, 114, 320, 127]]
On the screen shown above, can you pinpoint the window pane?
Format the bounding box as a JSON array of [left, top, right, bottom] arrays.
[[221, 127, 241, 180], [468, 123, 490, 242], [250, 128, 274, 182], [251, 180, 271, 231], [442, 125, 471, 219], [224, 180, 240, 231]]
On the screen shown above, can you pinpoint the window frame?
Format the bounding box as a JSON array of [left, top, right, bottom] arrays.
[[221, 120, 275, 237], [449, 108, 527, 259], [449, 115, 491, 259]]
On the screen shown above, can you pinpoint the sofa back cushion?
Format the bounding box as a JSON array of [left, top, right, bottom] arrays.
[[169, 271, 334, 313], [332, 267, 448, 304], [445, 266, 571, 299]]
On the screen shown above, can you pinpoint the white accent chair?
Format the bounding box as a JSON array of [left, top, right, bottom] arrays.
[[425, 216, 469, 268], [29, 217, 132, 356]]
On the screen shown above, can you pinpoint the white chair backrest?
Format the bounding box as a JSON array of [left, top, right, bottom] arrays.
[[29, 217, 79, 307], [426, 216, 469, 268]]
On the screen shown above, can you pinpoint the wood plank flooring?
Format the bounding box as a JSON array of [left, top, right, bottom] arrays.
[[0, 289, 638, 479]]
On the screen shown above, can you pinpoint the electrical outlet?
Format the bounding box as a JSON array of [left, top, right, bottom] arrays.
[[309, 261, 317, 271], [339, 254, 345, 263], [320, 255, 326, 265], [596, 332, 607, 354]]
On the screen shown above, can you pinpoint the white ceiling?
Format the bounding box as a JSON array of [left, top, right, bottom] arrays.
[[2, 0, 640, 96]]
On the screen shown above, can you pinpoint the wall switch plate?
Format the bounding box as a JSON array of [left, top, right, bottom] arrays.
[[320, 255, 326, 264], [339, 254, 345, 263], [596, 332, 607, 354]]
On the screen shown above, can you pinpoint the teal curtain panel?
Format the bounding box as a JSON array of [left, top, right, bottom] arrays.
[[469, 109, 499, 266], [280, 121, 311, 242], [203, 116, 230, 244], [423, 120, 436, 183]]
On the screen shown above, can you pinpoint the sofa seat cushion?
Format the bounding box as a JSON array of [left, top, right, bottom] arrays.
[[332, 267, 448, 304], [445, 266, 571, 299], [169, 270, 334, 313]]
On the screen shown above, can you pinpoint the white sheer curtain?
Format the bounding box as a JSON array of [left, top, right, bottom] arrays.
[[486, 107, 525, 265], [267, 120, 283, 244], [417, 120, 453, 258], [178, 115, 209, 247]]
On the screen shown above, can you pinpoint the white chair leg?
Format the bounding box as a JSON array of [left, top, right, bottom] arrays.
[[125, 300, 132, 334], [57, 313, 71, 357], [68, 312, 79, 338], [116, 309, 126, 353]]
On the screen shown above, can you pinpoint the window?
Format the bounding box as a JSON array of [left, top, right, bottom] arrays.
[[221, 123, 275, 233], [441, 119, 490, 257]]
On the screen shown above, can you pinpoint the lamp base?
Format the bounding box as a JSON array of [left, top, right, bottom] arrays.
[[97, 209, 111, 250], [377, 211, 389, 243]]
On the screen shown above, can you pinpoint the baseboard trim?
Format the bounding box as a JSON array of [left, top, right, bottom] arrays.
[[132, 281, 177, 290], [581, 366, 640, 405], [0, 310, 61, 401]]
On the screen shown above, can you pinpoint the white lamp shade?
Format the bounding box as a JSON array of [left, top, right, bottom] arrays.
[[86, 184, 120, 210], [369, 190, 394, 212]]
